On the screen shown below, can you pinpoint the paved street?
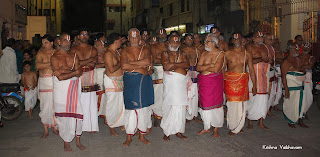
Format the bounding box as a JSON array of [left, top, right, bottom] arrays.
[[0, 96, 319, 157]]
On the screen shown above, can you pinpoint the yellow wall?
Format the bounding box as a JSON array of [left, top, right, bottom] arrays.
[[26, 16, 47, 43]]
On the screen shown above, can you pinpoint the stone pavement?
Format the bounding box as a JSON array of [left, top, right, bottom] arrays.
[[0, 96, 319, 157]]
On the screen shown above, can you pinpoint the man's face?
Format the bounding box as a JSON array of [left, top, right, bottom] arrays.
[[115, 37, 122, 48], [211, 28, 220, 36], [100, 35, 106, 43], [94, 41, 105, 53], [79, 31, 89, 43], [54, 38, 60, 49], [59, 34, 71, 51], [158, 29, 167, 42], [302, 43, 311, 53], [184, 36, 193, 47], [295, 36, 303, 46], [42, 38, 53, 50], [253, 32, 264, 44], [204, 36, 214, 51], [194, 34, 201, 43], [168, 36, 181, 51], [232, 34, 242, 48], [264, 35, 274, 45], [128, 30, 141, 47], [141, 31, 149, 42]]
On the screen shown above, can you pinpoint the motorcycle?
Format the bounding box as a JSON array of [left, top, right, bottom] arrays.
[[0, 83, 24, 121]]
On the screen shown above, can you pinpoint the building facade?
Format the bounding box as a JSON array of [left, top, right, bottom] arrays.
[[0, 0, 27, 47], [105, 0, 132, 36]]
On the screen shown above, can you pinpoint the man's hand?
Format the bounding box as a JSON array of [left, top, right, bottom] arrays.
[[252, 86, 257, 96], [75, 68, 83, 77], [164, 63, 174, 71], [284, 89, 289, 99]]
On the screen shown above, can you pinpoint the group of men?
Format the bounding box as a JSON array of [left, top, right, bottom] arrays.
[[20, 26, 314, 151]]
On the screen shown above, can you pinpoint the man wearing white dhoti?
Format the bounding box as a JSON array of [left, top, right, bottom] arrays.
[[71, 29, 99, 132], [101, 33, 125, 136], [160, 35, 190, 141], [94, 40, 106, 113], [36, 34, 58, 138], [281, 44, 309, 128], [224, 33, 257, 136], [51, 33, 86, 151], [121, 28, 154, 147]]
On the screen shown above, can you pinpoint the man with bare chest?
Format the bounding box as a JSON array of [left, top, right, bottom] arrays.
[[210, 26, 229, 51], [36, 34, 58, 138], [100, 33, 125, 136], [273, 38, 285, 111], [300, 42, 315, 119], [121, 28, 154, 147], [224, 33, 257, 136], [94, 40, 106, 114], [262, 34, 277, 117], [51, 33, 86, 152], [246, 31, 270, 131], [160, 35, 190, 142], [150, 28, 168, 126], [281, 44, 309, 128], [196, 34, 225, 137], [70, 29, 99, 132], [194, 33, 205, 53], [182, 34, 201, 123]]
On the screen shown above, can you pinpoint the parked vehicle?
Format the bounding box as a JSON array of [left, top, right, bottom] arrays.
[[0, 83, 24, 121]]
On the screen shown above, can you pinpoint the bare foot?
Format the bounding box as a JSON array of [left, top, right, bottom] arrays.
[[194, 117, 203, 124], [228, 131, 235, 137], [121, 126, 125, 131], [163, 135, 170, 142], [267, 111, 276, 117], [138, 134, 151, 145], [258, 124, 269, 130], [186, 120, 191, 124], [197, 129, 210, 135], [273, 105, 282, 111], [123, 136, 132, 147], [110, 128, 119, 136], [40, 132, 49, 139], [89, 131, 97, 134], [176, 133, 188, 140], [64, 142, 72, 152], [146, 128, 151, 136], [240, 129, 244, 133], [288, 123, 296, 128], [212, 128, 220, 138], [76, 143, 87, 151], [53, 129, 59, 136], [298, 119, 309, 128]]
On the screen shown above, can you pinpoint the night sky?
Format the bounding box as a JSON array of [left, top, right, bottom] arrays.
[[62, 0, 105, 33]]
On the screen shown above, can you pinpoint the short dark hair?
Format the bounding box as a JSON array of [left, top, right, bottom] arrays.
[[169, 31, 179, 36], [79, 27, 88, 34], [294, 35, 302, 40], [23, 61, 32, 67], [23, 49, 33, 58], [7, 38, 15, 47], [96, 33, 105, 40], [210, 26, 220, 33], [184, 33, 193, 40], [107, 33, 121, 46], [42, 34, 54, 42]]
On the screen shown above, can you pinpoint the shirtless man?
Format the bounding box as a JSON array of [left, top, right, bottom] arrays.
[[141, 30, 150, 46], [263, 34, 277, 117], [102, 33, 125, 136], [51, 33, 86, 152], [194, 33, 205, 53], [121, 28, 154, 147], [36, 34, 58, 138], [160, 35, 190, 141], [150, 28, 169, 127], [196, 34, 225, 137], [246, 31, 270, 130], [182, 34, 202, 123], [70, 29, 99, 132], [94, 40, 106, 115], [224, 33, 257, 136], [294, 35, 304, 54], [273, 38, 285, 111], [281, 44, 308, 128], [210, 26, 229, 51], [300, 42, 315, 120], [150, 36, 158, 45]]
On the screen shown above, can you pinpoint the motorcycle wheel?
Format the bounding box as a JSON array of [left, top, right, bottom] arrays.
[[1, 96, 24, 121]]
